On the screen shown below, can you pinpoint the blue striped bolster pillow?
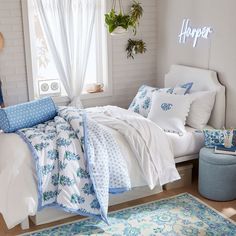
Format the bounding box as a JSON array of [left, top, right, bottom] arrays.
[[0, 97, 57, 133]]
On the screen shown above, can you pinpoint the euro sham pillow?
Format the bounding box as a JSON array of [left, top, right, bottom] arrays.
[[148, 93, 192, 135], [128, 82, 193, 117], [0, 97, 57, 133], [157, 82, 193, 95], [187, 91, 216, 129]]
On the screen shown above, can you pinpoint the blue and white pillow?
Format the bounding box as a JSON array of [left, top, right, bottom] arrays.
[[203, 129, 236, 148], [128, 85, 157, 118], [157, 82, 193, 95], [0, 97, 57, 133], [128, 82, 193, 117]]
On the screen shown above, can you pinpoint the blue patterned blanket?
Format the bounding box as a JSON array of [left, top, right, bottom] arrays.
[[17, 107, 131, 222]]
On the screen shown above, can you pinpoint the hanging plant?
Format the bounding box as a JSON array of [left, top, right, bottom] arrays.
[[105, 9, 130, 35], [129, 1, 143, 35], [105, 0, 143, 36], [126, 39, 147, 59]]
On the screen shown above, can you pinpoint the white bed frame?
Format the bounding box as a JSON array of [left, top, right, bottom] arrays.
[[21, 64, 226, 229], [167, 64, 226, 163]]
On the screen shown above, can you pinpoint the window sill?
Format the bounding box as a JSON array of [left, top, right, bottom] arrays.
[[80, 90, 112, 100], [52, 90, 112, 105]]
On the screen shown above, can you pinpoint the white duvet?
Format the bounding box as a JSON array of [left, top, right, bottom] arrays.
[[0, 106, 179, 229]]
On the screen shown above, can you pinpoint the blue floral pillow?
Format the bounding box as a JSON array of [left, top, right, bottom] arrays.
[[128, 83, 193, 117], [203, 129, 236, 148], [128, 85, 158, 118]]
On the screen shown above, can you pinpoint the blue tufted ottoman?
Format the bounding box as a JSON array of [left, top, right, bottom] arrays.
[[199, 147, 236, 201]]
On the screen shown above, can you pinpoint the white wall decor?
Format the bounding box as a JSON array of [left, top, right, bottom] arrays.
[[178, 18, 213, 48], [156, 0, 236, 127]]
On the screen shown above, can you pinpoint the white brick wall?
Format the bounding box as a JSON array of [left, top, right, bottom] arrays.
[[0, 0, 158, 108], [0, 0, 28, 105]]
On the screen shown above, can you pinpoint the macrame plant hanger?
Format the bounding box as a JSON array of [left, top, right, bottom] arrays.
[[110, 0, 127, 35], [112, 0, 124, 14]]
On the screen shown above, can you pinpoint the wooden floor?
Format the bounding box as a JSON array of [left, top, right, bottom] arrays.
[[1, 179, 236, 236], [0, 169, 236, 236]]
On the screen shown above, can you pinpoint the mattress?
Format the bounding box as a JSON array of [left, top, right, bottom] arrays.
[[166, 126, 210, 158]]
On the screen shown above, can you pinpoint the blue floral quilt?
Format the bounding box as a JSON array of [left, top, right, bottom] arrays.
[[17, 107, 131, 223]]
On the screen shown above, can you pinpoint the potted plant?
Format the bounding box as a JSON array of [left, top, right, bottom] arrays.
[[126, 39, 147, 59], [105, 9, 130, 35], [105, 0, 143, 36], [129, 1, 143, 35]]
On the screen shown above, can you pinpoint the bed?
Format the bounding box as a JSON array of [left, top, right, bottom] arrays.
[[166, 64, 225, 163], [0, 64, 225, 230]]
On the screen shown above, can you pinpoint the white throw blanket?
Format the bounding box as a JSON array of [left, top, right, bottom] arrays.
[[0, 106, 179, 229], [87, 106, 180, 188]]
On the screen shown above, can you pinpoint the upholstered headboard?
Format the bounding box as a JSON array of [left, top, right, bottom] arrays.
[[165, 65, 226, 129]]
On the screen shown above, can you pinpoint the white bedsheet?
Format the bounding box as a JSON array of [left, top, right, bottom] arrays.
[[0, 106, 178, 229], [0, 134, 38, 228], [166, 126, 210, 158]]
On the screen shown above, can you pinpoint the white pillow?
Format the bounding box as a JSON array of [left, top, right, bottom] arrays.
[[187, 91, 216, 129], [148, 93, 192, 135]]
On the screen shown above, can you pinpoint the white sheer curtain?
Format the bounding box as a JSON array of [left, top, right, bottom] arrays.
[[35, 0, 97, 107]]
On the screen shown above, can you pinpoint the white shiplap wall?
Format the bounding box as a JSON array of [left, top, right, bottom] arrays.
[[0, 0, 158, 108]]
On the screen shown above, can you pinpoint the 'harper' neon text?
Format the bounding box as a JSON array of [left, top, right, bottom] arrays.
[[179, 19, 213, 48]]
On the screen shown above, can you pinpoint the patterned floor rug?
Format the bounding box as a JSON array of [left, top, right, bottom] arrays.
[[21, 193, 236, 236]]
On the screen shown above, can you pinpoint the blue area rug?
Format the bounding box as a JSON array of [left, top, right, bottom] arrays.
[[21, 193, 236, 236]]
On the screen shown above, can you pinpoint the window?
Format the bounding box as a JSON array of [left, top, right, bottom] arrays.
[[22, 0, 111, 102]]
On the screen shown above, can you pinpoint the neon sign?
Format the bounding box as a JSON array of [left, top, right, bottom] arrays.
[[179, 19, 213, 48]]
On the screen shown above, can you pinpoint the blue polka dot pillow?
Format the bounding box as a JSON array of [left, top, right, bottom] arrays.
[[203, 129, 236, 148], [0, 97, 57, 133], [128, 82, 193, 117]]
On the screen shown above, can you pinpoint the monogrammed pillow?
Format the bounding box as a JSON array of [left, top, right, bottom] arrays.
[[148, 93, 192, 135]]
